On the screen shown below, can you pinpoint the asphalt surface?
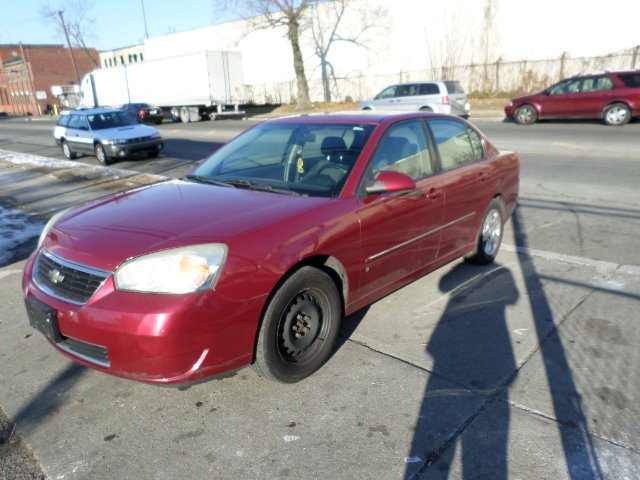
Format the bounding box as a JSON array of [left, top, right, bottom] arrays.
[[1, 115, 639, 479]]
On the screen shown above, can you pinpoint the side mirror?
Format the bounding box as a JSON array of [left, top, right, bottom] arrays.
[[366, 170, 416, 195]]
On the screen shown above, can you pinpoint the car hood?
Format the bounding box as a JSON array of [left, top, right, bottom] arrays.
[[94, 124, 159, 139], [45, 180, 328, 271], [510, 92, 545, 104]]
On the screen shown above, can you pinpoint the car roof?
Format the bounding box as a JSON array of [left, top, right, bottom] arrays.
[[61, 107, 120, 116], [265, 111, 459, 125]]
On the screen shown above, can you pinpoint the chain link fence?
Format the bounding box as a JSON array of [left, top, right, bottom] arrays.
[[245, 47, 640, 104]]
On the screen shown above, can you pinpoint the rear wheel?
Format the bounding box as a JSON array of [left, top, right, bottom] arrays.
[[603, 103, 631, 126], [514, 105, 537, 125], [61, 140, 77, 159], [465, 198, 504, 265], [419, 106, 433, 112], [95, 144, 112, 166], [253, 266, 342, 383]]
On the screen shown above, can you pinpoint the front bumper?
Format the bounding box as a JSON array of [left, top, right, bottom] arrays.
[[104, 139, 164, 158], [22, 250, 265, 385]]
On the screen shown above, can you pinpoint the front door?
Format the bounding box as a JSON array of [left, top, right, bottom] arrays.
[[356, 120, 443, 300]]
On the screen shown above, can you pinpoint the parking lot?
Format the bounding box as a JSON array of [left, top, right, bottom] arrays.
[[1, 116, 639, 479]]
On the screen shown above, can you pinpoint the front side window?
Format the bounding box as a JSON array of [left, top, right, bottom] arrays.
[[428, 119, 483, 170], [368, 121, 433, 180], [549, 79, 581, 95], [375, 86, 398, 99]]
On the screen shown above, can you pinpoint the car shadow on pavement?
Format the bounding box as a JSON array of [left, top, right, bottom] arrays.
[[403, 206, 603, 479]]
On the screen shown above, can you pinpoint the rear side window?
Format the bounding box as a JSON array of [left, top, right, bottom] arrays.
[[57, 115, 71, 127], [444, 81, 465, 94], [428, 119, 483, 170], [581, 77, 614, 92], [419, 83, 439, 95], [618, 74, 640, 88], [397, 84, 419, 97]]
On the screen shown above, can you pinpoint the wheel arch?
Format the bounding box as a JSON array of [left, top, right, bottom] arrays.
[[250, 254, 348, 362]]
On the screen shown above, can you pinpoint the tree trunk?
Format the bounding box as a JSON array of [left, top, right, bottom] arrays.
[[321, 59, 331, 102], [289, 17, 312, 110]]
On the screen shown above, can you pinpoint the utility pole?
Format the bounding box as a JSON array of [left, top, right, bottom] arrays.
[[18, 42, 42, 116], [57, 10, 82, 86], [141, 0, 149, 39]]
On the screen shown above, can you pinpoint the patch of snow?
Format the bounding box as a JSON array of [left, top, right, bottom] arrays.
[[0, 205, 44, 265]]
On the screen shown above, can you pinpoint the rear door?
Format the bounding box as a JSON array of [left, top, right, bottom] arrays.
[[426, 118, 490, 258], [575, 75, 616, 116], [65, 114, 93, 154]]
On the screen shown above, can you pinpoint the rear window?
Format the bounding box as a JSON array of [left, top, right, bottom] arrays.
[[444, 81, 465, 94], [618, 74, 640, 88]]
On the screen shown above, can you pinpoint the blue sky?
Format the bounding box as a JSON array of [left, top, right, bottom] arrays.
[[0, 0, 233, 51]]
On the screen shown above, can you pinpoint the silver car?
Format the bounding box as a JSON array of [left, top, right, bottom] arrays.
[[360, 81, 471, 117], [53, 107, 164, 166]]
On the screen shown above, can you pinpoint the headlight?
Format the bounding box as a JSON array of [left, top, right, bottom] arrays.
[[103, 139, 127, 145], [37, 208, 70, 249], [151, 133, 162, 139], [114, 244, 227, 294]]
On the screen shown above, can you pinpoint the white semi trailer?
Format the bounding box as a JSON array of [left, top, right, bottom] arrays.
[[80, 50, 244, 122]]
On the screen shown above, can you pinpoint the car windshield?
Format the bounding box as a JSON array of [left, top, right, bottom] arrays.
[[190, 122, 376, 197], [87, 112, 139, 130]]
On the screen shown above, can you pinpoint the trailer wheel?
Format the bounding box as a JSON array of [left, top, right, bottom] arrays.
[[179, 107, 191, 123]]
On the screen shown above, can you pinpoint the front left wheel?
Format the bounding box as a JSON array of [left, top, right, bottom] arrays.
[[95, 144, 112, 166], [253, 266, 342, 383]]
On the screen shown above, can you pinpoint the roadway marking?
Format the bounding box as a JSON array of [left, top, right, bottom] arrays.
[[552, 141, 590, 150], [501, 243, 640, 275]]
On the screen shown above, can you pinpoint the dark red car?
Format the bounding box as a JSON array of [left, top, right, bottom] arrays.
[[505, 70, 640, 126], [23, 112, 519, 385]]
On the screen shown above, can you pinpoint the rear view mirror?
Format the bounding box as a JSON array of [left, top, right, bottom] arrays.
[[366, 170, 416, 195]]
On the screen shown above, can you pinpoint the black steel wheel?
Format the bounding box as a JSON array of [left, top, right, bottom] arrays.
[[465, 198, 504, 265], [253, 266, 341, 383]]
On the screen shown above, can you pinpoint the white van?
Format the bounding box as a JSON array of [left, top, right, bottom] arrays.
[[360, 81, 470, 117]]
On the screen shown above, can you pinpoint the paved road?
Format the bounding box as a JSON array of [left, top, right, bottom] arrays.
[[0, 116, 639, 479]]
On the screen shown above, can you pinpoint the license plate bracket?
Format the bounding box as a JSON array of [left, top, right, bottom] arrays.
[[25, 297, 62, 343]]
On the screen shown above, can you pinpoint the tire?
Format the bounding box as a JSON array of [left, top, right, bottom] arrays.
[[514, 105, 537, 125], [61, 140, 77, 160], [465, 198, 504, 265], [95, 143, 112, 166], [253, 266, 342, 383], [603, 103, 631, 126], [419, 106, 433, 112]]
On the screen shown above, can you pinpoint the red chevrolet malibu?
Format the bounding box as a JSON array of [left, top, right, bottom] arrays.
[[23, 112, 519, 384]]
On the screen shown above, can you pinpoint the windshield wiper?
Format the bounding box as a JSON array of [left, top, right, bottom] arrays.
[[183, 175, 236, 188], [225, 179, 301, 196]]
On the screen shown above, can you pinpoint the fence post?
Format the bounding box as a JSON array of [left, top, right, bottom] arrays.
[[632, 45, 640, 69], [494, 57, 502, 95], [559, 51, 568, 80]]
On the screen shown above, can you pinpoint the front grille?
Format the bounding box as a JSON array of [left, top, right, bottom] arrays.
[[34, 250, 111, 305], [126, 136, 153, 144], [58, 337, 110, 367]]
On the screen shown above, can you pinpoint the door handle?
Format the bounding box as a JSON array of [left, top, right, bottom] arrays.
[[478, 171, 489, 181], [426, 187, 443, 200]]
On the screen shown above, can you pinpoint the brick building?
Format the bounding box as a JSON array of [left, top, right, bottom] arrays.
[[0, 44, 99, 116]]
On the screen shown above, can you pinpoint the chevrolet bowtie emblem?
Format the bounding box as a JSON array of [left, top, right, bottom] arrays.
[[48, 269, 65, 284]]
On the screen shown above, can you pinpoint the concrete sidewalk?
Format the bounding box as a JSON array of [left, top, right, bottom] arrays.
[[0, 152, 639, 479]]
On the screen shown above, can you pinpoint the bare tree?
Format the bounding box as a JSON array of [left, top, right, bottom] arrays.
[[217, 0, 317, 110], [308, 0, 385, 102], [40, 0, 99, 68]]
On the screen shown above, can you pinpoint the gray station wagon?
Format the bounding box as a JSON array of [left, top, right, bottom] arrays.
[[53, 107, 164, 166], [360, 81, 471, 118]]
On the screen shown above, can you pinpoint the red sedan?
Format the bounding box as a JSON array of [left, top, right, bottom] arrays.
[[23, 112, 519, 384]]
